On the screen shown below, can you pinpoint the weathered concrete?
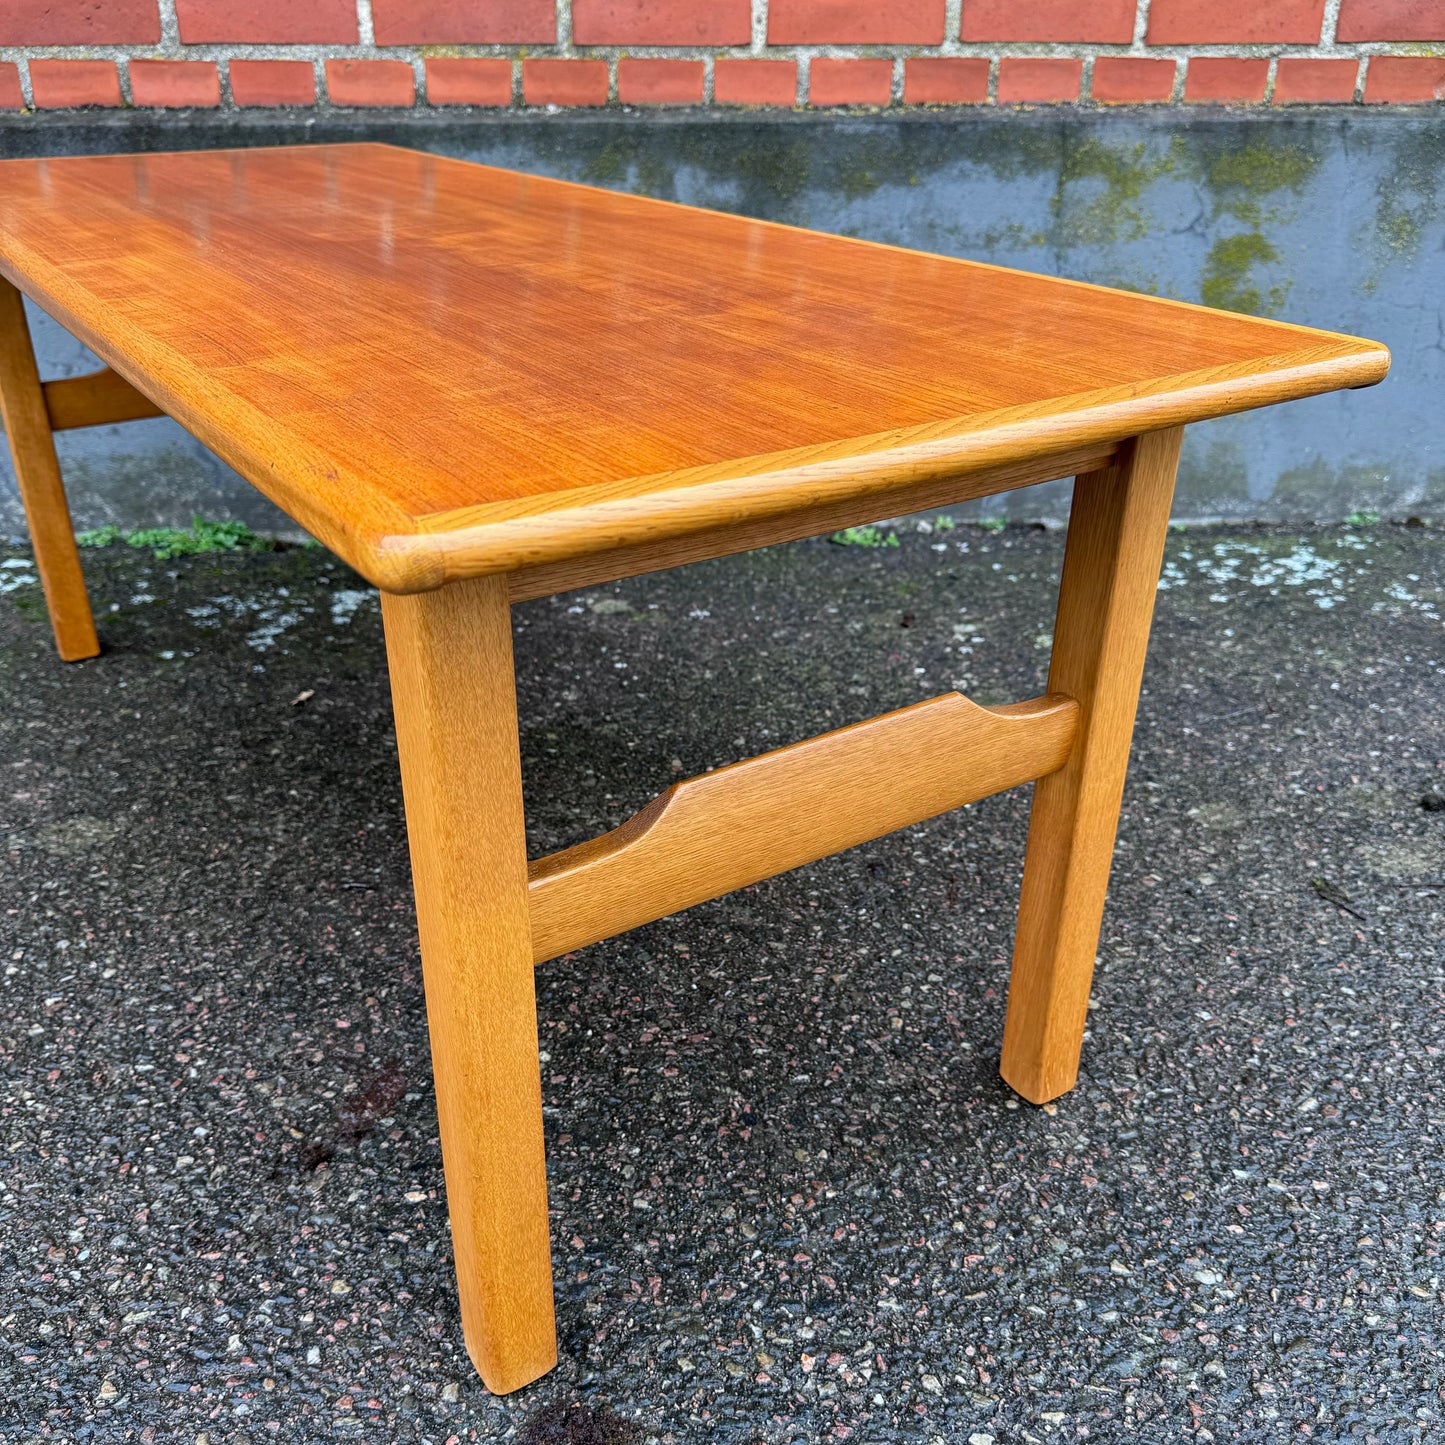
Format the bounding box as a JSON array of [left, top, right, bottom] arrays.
[[1, 518, 1441, 1440], [0, 110, 1441, 535]]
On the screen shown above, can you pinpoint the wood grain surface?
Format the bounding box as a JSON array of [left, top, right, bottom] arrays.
[[1000, 428, 1185, 1105], [0, 144, 1388, 591], [382, 575, 556, 1394], [43, 364, 164, 432], [0, 275, 99, 661], [503, 443, 1119, 601]]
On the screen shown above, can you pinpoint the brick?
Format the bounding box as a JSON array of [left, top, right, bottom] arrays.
[[0, 63, 21, 111], [903, 57, 989, 104], [1183, 57, 1270, 103], [1339, 0, 1445, 40], [809, 58, 893, 107], [0, 0, 158, 45], [574, 0, 749, 45], [229, 60, 316, 107], [1272, 57, 1359, 103], [425, 58, 513, 106], [961, 0, 1134, 42], [373, 0, 555, 44], [30, 59, 123, 110], [997, 57, 1083, 104], [523, 59, 609, 106], [714, 58, 797, 106], [1364, 55, 1445, 101], [770, 0, 945, 45], [1091, 56, 1177, 103], [129, 60, 220, 109], [618, 59, 704, 105], [30, 60, 122, 109], [176, 0, 356, 44], [1148, 0, 1325, 44], [326, 60, 415, 108]]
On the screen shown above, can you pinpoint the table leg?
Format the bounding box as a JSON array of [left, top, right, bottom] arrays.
[[382, 575, 556, 1394], [1000, 427, 1183, 1105], [0, 276, 99, 662]]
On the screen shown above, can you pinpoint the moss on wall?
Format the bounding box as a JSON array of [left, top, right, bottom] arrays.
[[1201, 233, 1287, 314]]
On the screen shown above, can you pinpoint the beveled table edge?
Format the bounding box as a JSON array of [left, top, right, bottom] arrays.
[[376, 342, 1388, 593]]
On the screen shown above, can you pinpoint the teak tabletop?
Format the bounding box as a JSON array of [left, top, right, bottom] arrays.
[[0, 142, 1389, 1394], [0, 143, 1385, 591]]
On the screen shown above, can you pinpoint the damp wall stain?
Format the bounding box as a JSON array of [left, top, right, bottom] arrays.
[[0, 109, 1440, 531]]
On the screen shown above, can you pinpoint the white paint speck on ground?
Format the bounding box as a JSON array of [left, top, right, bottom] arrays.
[[0, 559, 37, 593], [1158, 536, 1399, 612], [1378, 580, 1442, 624], [179, 591, 319, 651], [329, 588, 378, 627], [245, 612, 303, 651]]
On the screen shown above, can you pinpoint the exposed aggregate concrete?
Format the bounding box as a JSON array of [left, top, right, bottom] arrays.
[[0, 521, 1441, 1443]]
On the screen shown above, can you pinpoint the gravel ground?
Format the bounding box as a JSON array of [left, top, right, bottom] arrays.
[[0, 519, 1442, 1445]]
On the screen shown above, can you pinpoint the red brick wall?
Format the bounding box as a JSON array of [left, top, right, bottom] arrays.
[[0, 1, 1441, 112]]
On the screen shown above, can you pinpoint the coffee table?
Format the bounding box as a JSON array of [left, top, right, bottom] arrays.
[[0, 143, 1388, 1393]]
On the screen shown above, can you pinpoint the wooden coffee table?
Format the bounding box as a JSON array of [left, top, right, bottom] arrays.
[[0, 143, 1388, 1393]]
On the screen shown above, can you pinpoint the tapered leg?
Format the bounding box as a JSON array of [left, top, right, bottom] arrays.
[[0, 276, 98, 662], [382, 576, 556, 1394], [1000, 427, 1183, 1105]]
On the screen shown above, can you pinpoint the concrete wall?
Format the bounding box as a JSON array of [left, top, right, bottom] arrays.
[[4, 0, 1445, 113], [2, 108, 1442, 535]]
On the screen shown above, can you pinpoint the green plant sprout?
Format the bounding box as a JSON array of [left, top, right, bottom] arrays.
[[830, 525, 900, 548], [77, 517, 276, 559]]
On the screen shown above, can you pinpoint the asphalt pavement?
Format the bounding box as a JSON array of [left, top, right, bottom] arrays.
[[1, 518, 1441, 1444]]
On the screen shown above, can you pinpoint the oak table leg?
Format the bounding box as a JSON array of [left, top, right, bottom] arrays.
[[1000, 427, 1184, 1105], [382, 575, 557, 1394], [0, 276, 99, 662]]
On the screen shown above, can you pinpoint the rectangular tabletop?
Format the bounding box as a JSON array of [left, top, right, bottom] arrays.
[[0, 142, 1388, 591]]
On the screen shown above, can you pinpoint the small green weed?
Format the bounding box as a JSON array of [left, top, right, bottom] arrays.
[[1344, 509, 1380, 527], [933, 514, 956, 533], [980, 517, 1008, 532], [77, 517, 275, 560], [830, 525, 899, 549]]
